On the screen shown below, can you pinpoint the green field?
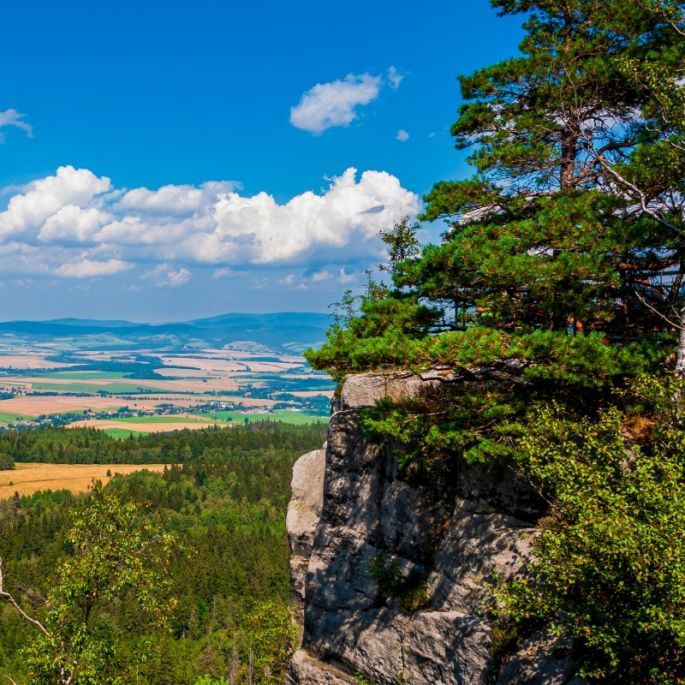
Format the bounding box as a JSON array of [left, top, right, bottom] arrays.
[[48, 371, 132, 380], [198, 410, 328, 425], [30, 381, 168, 394], [115, 415, 213, 424], [104, 428, 150, 439], [0, 412, 31, 426]]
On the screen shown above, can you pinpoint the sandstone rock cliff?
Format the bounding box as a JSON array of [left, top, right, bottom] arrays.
[[286, 372, 581, 685]]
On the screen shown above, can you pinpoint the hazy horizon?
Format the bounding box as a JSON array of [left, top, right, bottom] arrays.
[[0, 310, 331, 325]]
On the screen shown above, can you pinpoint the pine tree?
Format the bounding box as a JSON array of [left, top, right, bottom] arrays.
[[307, 4, 685, 679], [310, 0, 685, 382]]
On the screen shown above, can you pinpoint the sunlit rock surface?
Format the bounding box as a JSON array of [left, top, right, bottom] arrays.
[[286, 372, 582, 685]]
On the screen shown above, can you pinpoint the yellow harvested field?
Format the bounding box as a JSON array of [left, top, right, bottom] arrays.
[[244, 361, 298, 372], [155, 368, 212, 378], [290, 390, 335, 398], [0, 463, 166, 498], [160, 356, 248, 373], [67, 419, 225, 433], [0, 396, 122, 416], [148, 378, 239, 392], [0, 396, 176, 416], [1, 376, 120, 387], [0, 355, 69, 370]]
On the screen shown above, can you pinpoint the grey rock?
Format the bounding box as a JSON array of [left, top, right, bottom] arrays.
[[287, 372, 577, 685], [338, 371, 446, 410], [496, 630, 576, 685], [287, 447, 326, 619], [285, 650, 358, 685]]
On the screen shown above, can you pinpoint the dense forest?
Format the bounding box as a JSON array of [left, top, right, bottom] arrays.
[[307, 0, 685, 682], [0, 422, 326, 468], [0, 423, 326, 684]]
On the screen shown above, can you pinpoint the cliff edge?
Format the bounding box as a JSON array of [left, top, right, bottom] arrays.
[[286, 372, 582, 685]]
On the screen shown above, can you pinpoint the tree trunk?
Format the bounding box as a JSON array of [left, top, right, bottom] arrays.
[[560, 125, 578, 188], [676, 310, 685, 379]]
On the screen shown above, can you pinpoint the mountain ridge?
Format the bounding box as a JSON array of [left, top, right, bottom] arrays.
[[0, 312, 332, 354]]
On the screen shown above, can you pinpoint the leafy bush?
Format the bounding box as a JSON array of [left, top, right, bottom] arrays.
[[497, 390, 685, 683]]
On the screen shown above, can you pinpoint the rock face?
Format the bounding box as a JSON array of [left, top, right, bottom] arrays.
[[287, 446, 326, 625], [286, 372, 579, 685]]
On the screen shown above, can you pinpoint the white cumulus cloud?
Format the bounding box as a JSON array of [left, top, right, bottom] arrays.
[[56, 258, 133, 279], [0, 166, 419, 281], [0, 166, 111, 241], [396, 129, 410, 142], [142, 264, 192, 288], [116, 181, 238, 214], [40, 206, 112, 243], [209, 168, 419, 263], [290, 73, 382, 134]]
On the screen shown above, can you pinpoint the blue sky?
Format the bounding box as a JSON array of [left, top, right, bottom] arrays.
[[0, 0, 523, 321]]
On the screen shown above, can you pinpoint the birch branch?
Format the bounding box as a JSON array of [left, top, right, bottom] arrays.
[[0, 557, 50, 637]]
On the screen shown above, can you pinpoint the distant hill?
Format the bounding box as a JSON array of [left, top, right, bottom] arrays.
[[48, 318, 141, 328], [0, 312, 332, 353]]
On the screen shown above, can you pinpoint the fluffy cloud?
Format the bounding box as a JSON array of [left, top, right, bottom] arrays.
[[290, 74, 382, 133], [290, 67, 406, 134], [396, 129, 410, 142], [0, 166, 111, 241], [0, 165, 419, 283], [40, 206, 112, 243], [142, 264, 192, 288], [0, 109, 33, 142], [56, 258, 133, 279], [209, 168, 418, 263], [116, 181, 238, 214]]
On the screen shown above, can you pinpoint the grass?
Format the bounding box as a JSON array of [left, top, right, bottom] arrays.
[[0, 412, 31, 426], [30, 381, 167, 394], [115, 415, 211, 424], [198, 410, 328, 425], [47, 371, 132, 380], [104, 428, 149, 439]]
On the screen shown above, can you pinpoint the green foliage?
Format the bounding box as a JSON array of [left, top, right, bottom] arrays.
[[0, 424, 324, 683], [378, 216, 420, 280], [21, 483, 177, 684], [368, 555, 430, 613], [497, 394, 685, 683], [309, 0, 685, 385], [194, 677, 229, 685], [243, 600, 297, 682], [0, 422, 327, 465]]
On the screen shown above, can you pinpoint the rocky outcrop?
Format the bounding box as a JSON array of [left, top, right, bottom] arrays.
[[287, 446, 326, 626], [286, 372, 580, 685]]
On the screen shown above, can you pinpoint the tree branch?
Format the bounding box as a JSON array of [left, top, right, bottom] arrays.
[[594, 150, 684, 235], [0, 557, 50, 637], [633, 287, 684, 331]]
